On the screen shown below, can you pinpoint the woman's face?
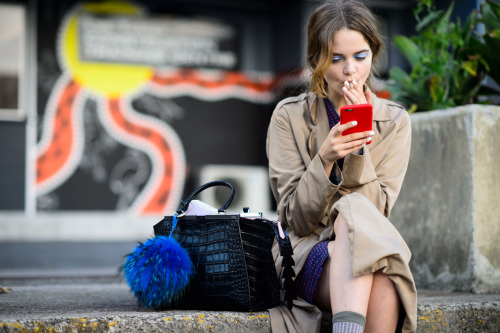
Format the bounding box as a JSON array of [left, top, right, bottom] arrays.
[[323, 28, 373, 102]]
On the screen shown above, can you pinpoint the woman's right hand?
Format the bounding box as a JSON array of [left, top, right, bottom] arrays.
[[318, 121, 374, 173]]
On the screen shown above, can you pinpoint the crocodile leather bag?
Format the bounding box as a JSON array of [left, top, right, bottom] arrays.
[[153, 181, 295, 311]]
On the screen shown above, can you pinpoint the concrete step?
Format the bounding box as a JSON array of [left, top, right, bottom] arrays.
[[409, 290, 498, 332], [0, 277, 498, 333], [1, 242, 498, 332]]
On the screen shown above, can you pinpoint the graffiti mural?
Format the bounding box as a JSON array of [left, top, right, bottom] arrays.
[[35, 0, 291, 215]]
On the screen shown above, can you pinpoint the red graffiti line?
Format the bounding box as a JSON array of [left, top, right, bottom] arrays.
[[151, 69, 276, 92], [36, 80, 80, 186], [107, 98, 174, 215]]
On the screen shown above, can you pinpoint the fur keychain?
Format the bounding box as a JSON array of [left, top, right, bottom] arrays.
[[121, 214, 193, 309]]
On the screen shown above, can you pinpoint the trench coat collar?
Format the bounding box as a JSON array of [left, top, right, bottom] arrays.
[[308, 90, 393, 125]]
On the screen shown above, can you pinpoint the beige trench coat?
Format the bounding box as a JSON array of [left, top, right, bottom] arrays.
[[266, 92, 417, 333]]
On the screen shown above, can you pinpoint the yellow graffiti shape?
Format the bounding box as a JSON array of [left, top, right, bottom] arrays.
[[60, 0, 153, 98]]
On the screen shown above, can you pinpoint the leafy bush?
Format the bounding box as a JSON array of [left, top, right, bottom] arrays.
[[387, 0, 499, 112], [478, 0, 500, 97]]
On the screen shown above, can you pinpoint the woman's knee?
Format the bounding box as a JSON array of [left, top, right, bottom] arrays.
[[333, 213, 348, 236], [373, 271, 398, 297]]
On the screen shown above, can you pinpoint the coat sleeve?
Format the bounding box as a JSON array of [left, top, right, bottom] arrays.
[[267, 104, 341, 236], [339, 108, 411, 218]]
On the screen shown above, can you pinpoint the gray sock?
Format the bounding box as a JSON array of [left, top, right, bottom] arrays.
[[332, 311, 366, 333]]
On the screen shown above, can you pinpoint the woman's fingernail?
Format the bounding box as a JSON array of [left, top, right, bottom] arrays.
[[342, 86, 348, 92], [367, 137, 372, 142], [370, 131, 375, 135], [344, 81, 349, 86], [349, 83, 354, 89], [352, 121, 358, 126], [353, 80, 357, 85]]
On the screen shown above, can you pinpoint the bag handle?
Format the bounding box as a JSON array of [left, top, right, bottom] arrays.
[[176, 181, 235, 216]]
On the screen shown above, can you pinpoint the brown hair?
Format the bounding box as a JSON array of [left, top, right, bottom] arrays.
[[307, 0, 383, 97]]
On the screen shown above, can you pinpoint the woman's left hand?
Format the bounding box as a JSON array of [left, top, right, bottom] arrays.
[[342, 80, 372, 105]]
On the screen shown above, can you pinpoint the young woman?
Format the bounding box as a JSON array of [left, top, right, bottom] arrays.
[[266, 1, 417, 332]]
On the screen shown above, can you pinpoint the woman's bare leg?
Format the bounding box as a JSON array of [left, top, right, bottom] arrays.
[[315, 214, 400, 332], [316, 214, 372, 315], [363, 271, 400, 333]]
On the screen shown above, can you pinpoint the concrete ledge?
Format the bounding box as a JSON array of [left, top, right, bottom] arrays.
[[0, 280, 271, 333], [416, 291, 500, 332], [0, 281, 499, 332], [2, 301, 499, 333], [391, 105, 500, 293], [417, 302, 499, 332], [0, 312, 271, 333]]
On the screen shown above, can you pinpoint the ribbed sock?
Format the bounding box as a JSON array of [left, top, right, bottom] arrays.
[[332, 311, 366, 333]]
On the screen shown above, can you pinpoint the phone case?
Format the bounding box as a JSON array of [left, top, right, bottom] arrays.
[[340, 103, 373, 140]]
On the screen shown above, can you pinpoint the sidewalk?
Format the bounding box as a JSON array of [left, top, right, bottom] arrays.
[[0, 242, 499, 332]]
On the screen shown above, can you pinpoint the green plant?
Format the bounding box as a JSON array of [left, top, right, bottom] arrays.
[[478, 0, 500, 97], [387, 0, 490, 112]]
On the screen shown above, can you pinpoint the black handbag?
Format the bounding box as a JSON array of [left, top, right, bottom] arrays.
[[153, 181, 296, 311]]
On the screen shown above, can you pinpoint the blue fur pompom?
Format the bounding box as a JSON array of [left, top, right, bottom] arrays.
[[121, 236, 193, 309]]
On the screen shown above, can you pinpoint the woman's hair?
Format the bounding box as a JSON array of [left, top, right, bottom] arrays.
[[307, 0, 383, 97]]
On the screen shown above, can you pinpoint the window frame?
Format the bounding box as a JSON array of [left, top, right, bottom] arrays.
[[0, 3, 26, 121]]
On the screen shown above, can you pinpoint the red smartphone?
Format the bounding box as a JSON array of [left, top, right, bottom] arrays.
[[340, 103, 373, 141]]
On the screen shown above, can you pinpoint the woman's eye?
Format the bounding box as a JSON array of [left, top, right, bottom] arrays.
[[332, 56, 343, 63], [354, 52, 370, 61]]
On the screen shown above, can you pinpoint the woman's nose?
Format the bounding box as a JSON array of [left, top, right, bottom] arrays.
[[343, 61, 356, 76]]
